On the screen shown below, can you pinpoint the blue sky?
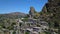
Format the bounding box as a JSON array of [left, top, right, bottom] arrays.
[[0, 0, 48, 14]]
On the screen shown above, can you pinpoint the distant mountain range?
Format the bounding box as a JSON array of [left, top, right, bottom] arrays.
[[0, 12, 27, 19]]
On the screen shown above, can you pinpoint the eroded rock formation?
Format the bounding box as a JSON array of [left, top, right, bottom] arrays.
[[29, 7, 36, 18]]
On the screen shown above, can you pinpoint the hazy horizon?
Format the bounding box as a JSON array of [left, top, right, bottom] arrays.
[[0, 0, 48, 14]]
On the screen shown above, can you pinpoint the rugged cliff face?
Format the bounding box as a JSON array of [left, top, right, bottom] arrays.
[[46, 0, 60, 13], [40, 0, 60, 28]]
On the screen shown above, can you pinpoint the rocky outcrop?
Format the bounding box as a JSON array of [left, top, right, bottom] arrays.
[[41, 0, 60, 21], [29, 7, 40, 19], [40, 0, 60, 29], [29, 7, 36, 18], [39, 0, 60, 34]]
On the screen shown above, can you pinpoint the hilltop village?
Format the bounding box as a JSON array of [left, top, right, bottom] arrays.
[[0, 7, 57, 34], [0, 7, 49, 34]]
